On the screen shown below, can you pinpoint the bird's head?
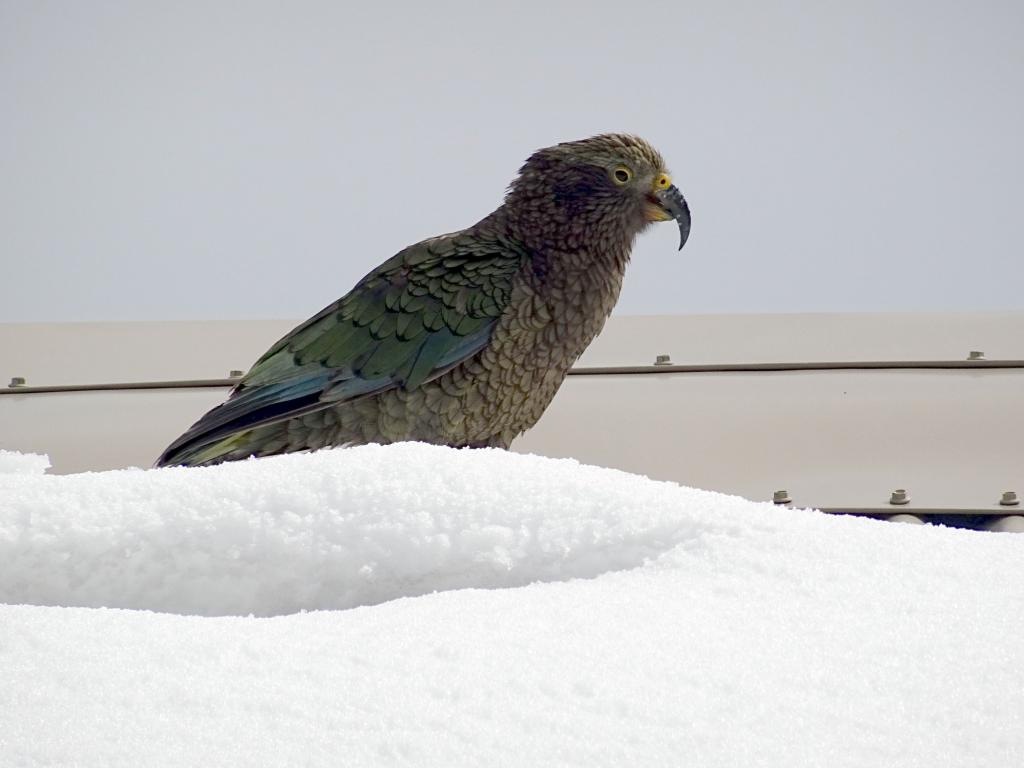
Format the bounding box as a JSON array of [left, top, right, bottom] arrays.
[[505, 134, 690, 252]]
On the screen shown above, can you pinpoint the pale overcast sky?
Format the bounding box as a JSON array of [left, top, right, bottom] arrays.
[[1, 0, 1022, 322]]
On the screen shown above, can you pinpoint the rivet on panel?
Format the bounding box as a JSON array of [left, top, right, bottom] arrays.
[[229, 370, 245, 378], [653, 354, 672, 366], [772, 490, 792, 505], [8, 376, 26, 387], [967, 350, 985, 360], [999, 491, 1019, 507], [889, 489, 910, 505]]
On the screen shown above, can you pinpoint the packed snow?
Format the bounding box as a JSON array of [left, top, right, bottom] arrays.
[[1, 444, 1022, 767]]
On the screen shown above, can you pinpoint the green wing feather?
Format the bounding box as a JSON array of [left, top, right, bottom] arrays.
[[156, 234, 525, 465]]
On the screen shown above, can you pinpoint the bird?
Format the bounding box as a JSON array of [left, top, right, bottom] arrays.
[[156, 134, 690, 467]]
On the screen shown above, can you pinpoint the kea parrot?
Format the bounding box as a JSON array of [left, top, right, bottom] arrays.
[[156, 134, 690, 467]]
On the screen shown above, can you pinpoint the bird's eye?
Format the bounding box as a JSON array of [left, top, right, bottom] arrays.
[[654, 173, 672, 189], [612, 166, 633, 185]]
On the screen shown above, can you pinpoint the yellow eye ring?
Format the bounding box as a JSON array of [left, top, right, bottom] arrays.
[[612, 166, 633, 185], [654, 173, 672, 190]]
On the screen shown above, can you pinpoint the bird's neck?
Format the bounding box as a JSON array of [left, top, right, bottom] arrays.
[[480, 203, 635, 280], [476, 205, 632, 345]]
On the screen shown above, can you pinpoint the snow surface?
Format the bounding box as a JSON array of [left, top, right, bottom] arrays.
[[1, 443, 1023, 767], [0, 448, 50, 476]]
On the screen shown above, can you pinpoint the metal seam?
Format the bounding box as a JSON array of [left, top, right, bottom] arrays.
[[2, 359, 1024, 395]]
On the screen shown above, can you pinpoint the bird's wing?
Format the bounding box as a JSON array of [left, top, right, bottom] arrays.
[[156, 233, 525, 465]]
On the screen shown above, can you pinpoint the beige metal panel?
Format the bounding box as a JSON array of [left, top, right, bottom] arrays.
[[2, 368, 1021, 516], [1, 314, 1022, 513], [0, 388, 227, 473], [575, 312, 1024, 367], [4, 312, 1024, 388], [0, 320, 295, 387], [514, 368, 1024, 511]]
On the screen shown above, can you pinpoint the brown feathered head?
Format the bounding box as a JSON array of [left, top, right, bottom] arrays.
[[505, 134, 690, 253]]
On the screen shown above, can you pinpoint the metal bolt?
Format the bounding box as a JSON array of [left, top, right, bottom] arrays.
[[8, 376, 26, 387], [1000, 491, 1020, 507], [654, 354, 672, 366], [967, 350, 985, 360], [889, 488, 910, 505], [229, 370, 245, 378], [772, 490, 792, 505]]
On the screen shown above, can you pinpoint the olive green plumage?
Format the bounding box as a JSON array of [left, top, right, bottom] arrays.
[[156, 134, 690, 467]]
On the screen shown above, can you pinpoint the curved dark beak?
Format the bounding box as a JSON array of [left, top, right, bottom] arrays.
[[654, 185, 691, 251]]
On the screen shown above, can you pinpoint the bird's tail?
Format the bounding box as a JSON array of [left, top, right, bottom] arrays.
[[155, 430, 259, 468]]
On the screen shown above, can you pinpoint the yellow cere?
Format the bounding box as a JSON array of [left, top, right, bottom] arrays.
[[645, 174, 675, 222]]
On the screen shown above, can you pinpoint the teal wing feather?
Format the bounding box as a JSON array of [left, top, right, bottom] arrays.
[[156, 234, 525, 465]]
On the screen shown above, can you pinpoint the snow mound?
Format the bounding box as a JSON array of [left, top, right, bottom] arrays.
[[1, 443, 765, 616], [0, 448, 50, 475], [2, 444, 1023, 767]]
